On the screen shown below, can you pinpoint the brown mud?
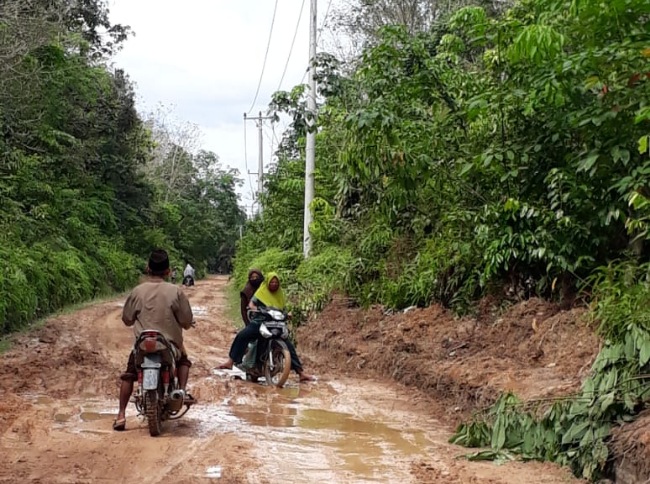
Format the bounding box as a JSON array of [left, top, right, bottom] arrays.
[[0, 277, 583, 483], [298, 295, 601, 422], [610, 411, 650, 483]]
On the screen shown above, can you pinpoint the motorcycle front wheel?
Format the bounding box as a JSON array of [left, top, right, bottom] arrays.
[[264, 339, 291, 388], [144, 389, 162, 436]]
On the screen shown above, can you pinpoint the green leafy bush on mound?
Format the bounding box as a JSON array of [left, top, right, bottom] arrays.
[[0, 241, 140, 334]]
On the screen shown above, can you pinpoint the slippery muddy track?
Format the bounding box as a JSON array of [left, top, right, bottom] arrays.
[[0, 277, 581, 483]]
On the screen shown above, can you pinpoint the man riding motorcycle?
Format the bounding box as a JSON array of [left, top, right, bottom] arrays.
[[183, 262, 195, 286], [113, 249, 195, 431]]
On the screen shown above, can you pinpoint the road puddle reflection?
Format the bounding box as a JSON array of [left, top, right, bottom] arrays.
[[79, 411, 114, 422], [190, 383, 434, 483]]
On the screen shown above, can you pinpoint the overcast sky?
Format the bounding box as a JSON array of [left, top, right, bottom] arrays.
[[108, 0, 339, 215]]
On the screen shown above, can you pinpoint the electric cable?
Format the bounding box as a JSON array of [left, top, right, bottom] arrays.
[[246, 0, 280, 114], [277, 0, 307, 91]]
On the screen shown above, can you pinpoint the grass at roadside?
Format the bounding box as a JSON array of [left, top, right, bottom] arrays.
[[225, 279, 244, 330]]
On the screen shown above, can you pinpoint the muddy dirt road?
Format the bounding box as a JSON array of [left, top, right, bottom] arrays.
[[0, 277, 581, 483]]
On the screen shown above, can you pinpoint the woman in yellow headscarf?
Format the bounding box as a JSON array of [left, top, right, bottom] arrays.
[[218, 273, 314, 382], [249, 271, 285, 309]]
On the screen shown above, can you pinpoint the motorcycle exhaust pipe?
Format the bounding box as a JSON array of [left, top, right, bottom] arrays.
[[168, 389, 185, 411]]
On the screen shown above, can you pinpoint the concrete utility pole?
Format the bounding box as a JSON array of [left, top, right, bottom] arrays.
[[244, 112, 273, 214], [256, 111, 264, 195], [303, 0, 317, 258]]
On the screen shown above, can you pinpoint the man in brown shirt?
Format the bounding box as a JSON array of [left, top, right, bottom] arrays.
[[113, 249, 194, 431]]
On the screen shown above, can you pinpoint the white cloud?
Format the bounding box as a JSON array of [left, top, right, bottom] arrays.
[[107, 0, 332, 214]]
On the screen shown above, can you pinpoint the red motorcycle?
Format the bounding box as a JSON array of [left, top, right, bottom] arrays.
[[132, 330, 194, 436]]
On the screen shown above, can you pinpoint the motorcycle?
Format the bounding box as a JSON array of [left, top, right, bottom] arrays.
[[182, 275, 195, 287], [132, 329, 195, 436], [236, 307, 292, 388]]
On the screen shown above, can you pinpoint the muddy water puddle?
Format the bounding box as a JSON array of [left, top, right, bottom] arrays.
[[28, 394, 117, 429], [192, 381, 437, 483], [191, 305, 208, 316], [79, 411, 114, 422], [29, 380, 438, 483]]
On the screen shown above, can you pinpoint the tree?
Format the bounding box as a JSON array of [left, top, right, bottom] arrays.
[[326, 0, 508, 60], [144, 105, 203, 203], [0, 0, 244, 333]]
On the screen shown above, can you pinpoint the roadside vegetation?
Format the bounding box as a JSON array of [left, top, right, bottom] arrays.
[[233, 0, 650, 479], [0, 0, 245, 334]]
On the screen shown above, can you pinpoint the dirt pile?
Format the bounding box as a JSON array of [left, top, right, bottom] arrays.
[[610, 411, 650, 483], [297, 296, 600, 420], [0, 304, 119, 401], [0, 302, 123, 438]]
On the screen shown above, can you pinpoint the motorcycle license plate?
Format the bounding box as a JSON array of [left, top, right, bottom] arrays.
[[143, 369, 159, 390]]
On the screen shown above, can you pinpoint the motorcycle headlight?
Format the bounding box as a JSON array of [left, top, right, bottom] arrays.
[[267, 309, 284, 321]]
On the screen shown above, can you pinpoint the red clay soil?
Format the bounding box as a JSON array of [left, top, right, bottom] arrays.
[[297, 296, 650, 482], [610, 410, 650, 484], [0, 303, 120, 436], [297, 296, 601, 422]]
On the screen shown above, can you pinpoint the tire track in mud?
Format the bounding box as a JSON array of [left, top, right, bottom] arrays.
[[0, 277, 582, 484]]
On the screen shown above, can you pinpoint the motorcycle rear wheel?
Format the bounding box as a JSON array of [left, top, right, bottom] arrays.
[[145, 389, 162, 436], [264, 339, 291, 388]]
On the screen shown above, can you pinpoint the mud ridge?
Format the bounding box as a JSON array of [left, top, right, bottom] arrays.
[[610, 411, 650, 483], [297, 296, 600, 422]]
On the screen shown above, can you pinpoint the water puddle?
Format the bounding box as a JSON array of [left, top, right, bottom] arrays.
[[31, 395, 119, 430], [300, 409, 431, 479], [192, 306, 208, 316], [80, 411, 114, 422], [205, 466, 222, 479], [30, 394, 113, 425], [191, 384, 435, 483]]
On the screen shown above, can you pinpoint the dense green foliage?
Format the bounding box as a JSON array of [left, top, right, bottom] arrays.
[[237, 0, 650, 311], [0, 0, 245, 334], [233, 0, 650, 479]]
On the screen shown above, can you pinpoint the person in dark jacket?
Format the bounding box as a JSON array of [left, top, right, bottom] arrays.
[[240, 269, 264, 326], [218, 272, 314, 382]]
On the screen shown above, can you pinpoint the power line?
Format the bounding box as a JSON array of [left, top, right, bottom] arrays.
[[320, 0, 335, 42], [272, 122, 281, 149], [277, 0, 307, 92], [300, 0, 334, 85], [247, 0, 280, 114]]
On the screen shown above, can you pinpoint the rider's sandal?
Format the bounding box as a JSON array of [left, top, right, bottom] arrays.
[[112, 418, 126, 431]]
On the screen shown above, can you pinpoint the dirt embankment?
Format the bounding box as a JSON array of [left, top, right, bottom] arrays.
[[610, 411, 650, 483], [298, 296, 600, 421], [298, 295, 650, 482]]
